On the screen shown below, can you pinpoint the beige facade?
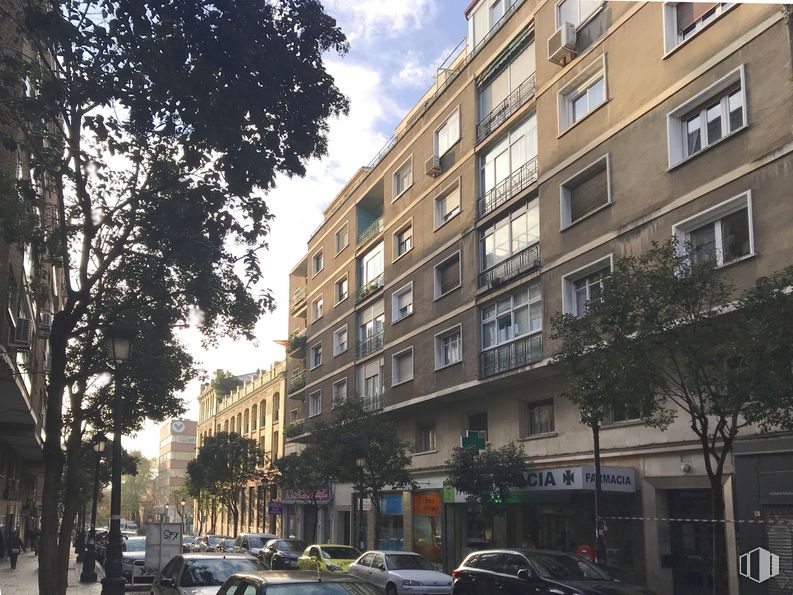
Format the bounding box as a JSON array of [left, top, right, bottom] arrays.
[[196, 362, 286, 537], [156, 419, 198, 527], [285, 2, 793, 593]]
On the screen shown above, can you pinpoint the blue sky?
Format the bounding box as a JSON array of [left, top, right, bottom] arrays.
[[126, 1, 471, 458]]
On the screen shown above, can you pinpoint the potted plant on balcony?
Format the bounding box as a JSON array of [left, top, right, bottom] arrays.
[[287, 332, 307, 359]]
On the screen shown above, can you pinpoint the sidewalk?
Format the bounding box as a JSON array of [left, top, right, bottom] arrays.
[[0, 550, 105, 595]]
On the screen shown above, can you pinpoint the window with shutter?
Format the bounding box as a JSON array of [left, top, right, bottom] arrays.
[[561, 155, 611, 227], [435, 253, 461, 298]]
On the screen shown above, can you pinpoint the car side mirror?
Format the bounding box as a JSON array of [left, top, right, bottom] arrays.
[[160, 578, 177, 588], [517, 568, 531, 580]]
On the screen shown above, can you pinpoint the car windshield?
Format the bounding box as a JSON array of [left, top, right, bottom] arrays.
[[183, 536, 195, 544], [385, 554, 436, 571], [247, 536, 265, 548], [206, 536, 225, 546], [223, 539, 235, 548], [124, 538, 145, 552], [322, 547, 360, 559], [278, 540, 307, 552], [266, 584, 383, 595], [527, 553, 609, 580], [181, 558, 262, 587]]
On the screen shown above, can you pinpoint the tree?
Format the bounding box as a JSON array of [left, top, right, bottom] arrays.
[[445, 443, 529, 516], [276, 445, 333, 542], [551, 240, 793, 592], [0, 1, 348, 592], [120, 453, 157, 528], [188, 432, 267, 537], [212, 370, 243, 401]]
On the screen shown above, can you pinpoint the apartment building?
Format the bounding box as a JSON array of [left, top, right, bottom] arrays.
[[285, 2, 793, 593], [156, 418, 198, 527], [196, 362, 286, 537]]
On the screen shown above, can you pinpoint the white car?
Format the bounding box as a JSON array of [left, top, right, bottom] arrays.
[[150, 553, 265, 595], [349, 550, 452, 595]]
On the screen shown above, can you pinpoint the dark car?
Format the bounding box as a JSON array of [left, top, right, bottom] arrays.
[[217, 570, 386, 594], [195, 534, 231, 552], [451, 549, 655, 595], [151, 553, 266, 595], [258, 538, 308, 570], [182, 535, 195, 553], [219, 538, 237, 552], [233, 532, 278, 558]]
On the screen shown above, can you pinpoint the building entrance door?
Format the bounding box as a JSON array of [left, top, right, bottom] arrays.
[[667, 489, 716, 595], [764, 506, 793, 595]]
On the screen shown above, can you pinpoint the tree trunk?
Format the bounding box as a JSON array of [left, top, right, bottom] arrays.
[[56, 400, 84, 594], [372, 499, 382, 550], [310, 501, 319, 543], [709, 475, 728, 595], [592, 422, 607, 566]]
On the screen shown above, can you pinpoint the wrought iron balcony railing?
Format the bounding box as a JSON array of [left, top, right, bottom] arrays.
[[357, 217, 384, 246], [287, 370, 306, 394], [361, 389, 384, 412], [477, 157, 539, 219], [478, 243, 540, 291], [357, 330, 384, 358], [480, 334, 542, 378], [356, 273, 385, 303], [476, 74, 537, 143]]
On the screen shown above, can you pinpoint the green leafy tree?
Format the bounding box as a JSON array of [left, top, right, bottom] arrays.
[[0, 0, 348, 591], [212, 370, 243, 401], [445, 443, 529, 516], [276, 445, 333, 542], [551, 240, 793, 591], [120, 453, 157, 528]]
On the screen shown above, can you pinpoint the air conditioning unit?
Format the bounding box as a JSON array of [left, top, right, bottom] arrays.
[[10, 317, 32, 350], [38, 312, 53, 338], [548, 22, 577, 65], [425, 155, 441, 177]]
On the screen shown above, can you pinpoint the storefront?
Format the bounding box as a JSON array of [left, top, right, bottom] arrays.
[[413, 492, 443, 566], [281, 485, 333, 542]]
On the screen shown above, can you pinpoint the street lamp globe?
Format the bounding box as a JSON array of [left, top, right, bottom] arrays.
[[181, 499, 186, 507], [94, 438, 107, 453], [356, 457, 366, 469], [104, 325, 134, 363]]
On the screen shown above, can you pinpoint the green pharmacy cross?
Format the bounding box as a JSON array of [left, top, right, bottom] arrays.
[[461, 430, 486, 452]]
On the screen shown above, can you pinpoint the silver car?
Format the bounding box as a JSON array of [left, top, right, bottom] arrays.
[[349, 550, 452, 595], [150, 553, 265, 595]]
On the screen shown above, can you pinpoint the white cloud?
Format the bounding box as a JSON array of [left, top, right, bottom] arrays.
[[324, 0, 438, 42], [392, 44, 458, 89]]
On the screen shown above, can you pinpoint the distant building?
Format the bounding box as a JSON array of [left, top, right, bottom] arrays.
[[156, 418, 197, 528]]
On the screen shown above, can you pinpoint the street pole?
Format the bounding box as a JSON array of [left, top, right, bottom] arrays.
[[81, 440, 105, 582], [593, 421, 607, 567]]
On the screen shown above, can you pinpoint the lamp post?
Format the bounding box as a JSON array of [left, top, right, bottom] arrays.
[[100, 325, 133, 595], [180, 499, 186, 534], [81, 438, 107, 583], [355, 457, 366, 551]]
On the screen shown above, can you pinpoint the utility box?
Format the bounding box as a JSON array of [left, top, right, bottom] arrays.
[[145, 522, 183, 573]]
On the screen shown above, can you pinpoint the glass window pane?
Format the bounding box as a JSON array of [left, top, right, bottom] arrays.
[[511, 212, 529, 253], [513, 305, 529, 336], [494, 223, 510, 263], [482, 304, 496, 320], [510, 45, 534, 88], [529, 301, 542, 332], [497, 298, 512, 314], [529, 283, 540, 301], [685, 115, 702, 155], [706, 102, 722, 145], [728, 89, 743, 131], [482, 234, 496, 270], [482, 321, 496, 348], [720, 208, 750, 262], [572, 92, 588, 122], [558, 0, 577, 25], [580, 0, 602, 23], [514, 290, 528, 306], [588, 77, 604, 109], [497, 314, 512, 343], [689, 222, 717, 264], [574, 282, 588, 314]]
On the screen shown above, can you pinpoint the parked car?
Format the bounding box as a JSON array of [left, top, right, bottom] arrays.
[[219, 538, 236, 552], [259, 538, 308, 569], [120, 536, 155, 583], [233, 532, 277, 558], [296, 544, 361, 573], [350, 551, 452, 595], [150, 553, 265, 595], [182, 535, 195, 553], [216, 570, 386, 594], [190, 536, 206, 552], [451, 549, 656, 595], [193, 534, 230, 552]]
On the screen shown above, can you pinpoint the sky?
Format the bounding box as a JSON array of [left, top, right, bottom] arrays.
[[124, 0, 469, 459]]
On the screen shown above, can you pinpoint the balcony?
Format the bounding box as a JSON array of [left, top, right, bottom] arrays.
[[477, 157, 539, 219], [361, 389, 384, 413], [357, 330, 384, 358], [357, 217, 383, 246], [476, 74, 537, 143], [289, 287, 307, 316], [478, 243, 540, 291], [284, 419, 305, 438], [480, 334, 542, 378], [287, 370, 306, 394], [356, 273, 385, 303]]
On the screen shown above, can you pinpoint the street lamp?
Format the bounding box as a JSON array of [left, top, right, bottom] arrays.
[[356, 458, 366, 551], [81, 437, 107, 583], [101, 325, 133, 595], [180, 499, 186, 533]]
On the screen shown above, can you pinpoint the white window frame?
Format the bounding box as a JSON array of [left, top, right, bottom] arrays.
[[335, 224, 349, 254], [560, 154, 612, 229], [662, 2, 737, 56], [360, 242, 384, 286], [480, 282, 542, 355], [435, 107, 461, 158], [391, 282, 414, 323], [434, 251, 462, 300], [561, 254, 613, 315], [332, 378, 347, 408], [334, 275, 349, 305], [392, 155, 414, 201], [309, 341, 323, 369], [289, 408, 299, 423], [333, 325, 349, 356], [479, 200, 540, 273], [556, 0, 605, 28], [415, 422, 437, 454], [311, 250, 324, 276], [392, 347, 414, 386], [393, 219, 414, 262], [666, 65, 746, 168], [308, 390, 322, 418], [672, 191, 754, 267], [435, 324, 463, 370], [434, 178, 462, 230], [311, 296, 324, 322], [558, 55, 607, 134]]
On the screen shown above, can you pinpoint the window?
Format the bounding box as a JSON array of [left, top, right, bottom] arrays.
[[561, 155, 611, 227], [308, 390, 321, 417], [667, 66, 746, 167], [335, 225, 349, 253], [471, 0, 521, 48], [564, 72, 605, 129], [311, 296, 323, 322], [664, 3, 735, 52], [392, 283, 413, 322], [359, 301, 385, 355], [309, 342, 323, 369], [481, 282, 542, 352], [435, 181, 461, 227], [435, 252, 461, 298], [312, 251, 324, 275], [479, 115, 537, 205], [289, 408, 299, 423], [480, 201, 539, 271], [672, 192, 753, 266], [392, 348, 414, 385], [435, 108, 460, 157], [468, 412, 488, 441], [479, 42, 536, 123], [360, 242, 384, 286], [393, 156, 413, 200], [415, 423, 436, 453], [333, 326, 348, 356], [335, 276, 348, 304], [562, 256, 612, 315], [394, 222, 413, 259], [557, 0, 603, 27], [604, 402, 642, 425], [358, 357, 384, 411], [435, 325, 462, 369], [526, 399, 555, 435], [332, 379, 347, 408]]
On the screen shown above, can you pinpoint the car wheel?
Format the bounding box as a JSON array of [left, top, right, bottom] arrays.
[[386, 583, 399, 595]]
